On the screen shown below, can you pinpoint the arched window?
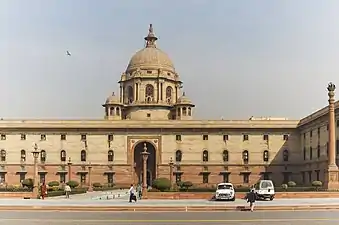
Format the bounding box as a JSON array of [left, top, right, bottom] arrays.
[[182, 107, 187, 116], [116, 107, 120, 116], [0, 150, 6, 162], [242, 150, 249, 163], [110, 107, 115, 116], [188, 107, 192, 116], [20, 150, 26, 162], [81, 150, 87, 162], [175, 150, 182, 162], [222, 150, 229, 162], [108, 150, 114, 162], [127, 86, 134, 103], [166, 86, 173, 103], [60, 150, 66, 162], [263, 150, 269, 162], [145, 84, 154, 103], [202, 150, 209, 162], [40, 150, 46, 163], [283, 149, 289, 162]]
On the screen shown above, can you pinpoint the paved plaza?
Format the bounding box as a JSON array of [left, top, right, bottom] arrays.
[[1, 195, 339, 207], [0, 211, 338, 224]]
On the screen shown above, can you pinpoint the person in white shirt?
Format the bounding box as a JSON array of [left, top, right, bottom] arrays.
[[129, 184, 137, 202]]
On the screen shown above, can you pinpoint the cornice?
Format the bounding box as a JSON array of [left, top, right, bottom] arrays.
[[0, 119, 300, 129]]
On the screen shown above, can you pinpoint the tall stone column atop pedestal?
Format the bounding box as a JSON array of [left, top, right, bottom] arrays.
[[325, 82, 339, 189]]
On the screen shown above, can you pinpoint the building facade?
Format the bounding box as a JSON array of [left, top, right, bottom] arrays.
[[1, 24, 339, 188]]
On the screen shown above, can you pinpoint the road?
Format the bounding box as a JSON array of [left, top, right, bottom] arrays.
[[0, 210, 338, 224]]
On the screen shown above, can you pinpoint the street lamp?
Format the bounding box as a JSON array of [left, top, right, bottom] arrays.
[[88, 162, 93, 192], [31, 143, 40, 198], [67, 157, 72, 182], [140, 143, 150, 198], [169, 157, 174, 189]]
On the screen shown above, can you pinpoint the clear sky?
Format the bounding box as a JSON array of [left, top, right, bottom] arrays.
[[1, 0, 339, 120]]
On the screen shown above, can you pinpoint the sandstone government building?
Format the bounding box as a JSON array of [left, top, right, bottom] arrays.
[[1, 24, 339, 189]]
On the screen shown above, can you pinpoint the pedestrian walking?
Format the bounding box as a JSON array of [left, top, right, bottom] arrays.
[[246, 189, 256, 212], [40, 182, 47, 200], [64, 184, 71, 198], [129, 184, 137, 203], [136, 183, 142, 199]]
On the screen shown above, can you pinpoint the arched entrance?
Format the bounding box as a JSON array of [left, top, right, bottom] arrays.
[[133, 141, 156, 187]]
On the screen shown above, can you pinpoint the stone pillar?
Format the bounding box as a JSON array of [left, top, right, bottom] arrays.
[[169, 157, 174, 188], [328, 82, 337, 170], [88, 163, 93, 192], [67, 157, 72, 182], [140, 143, 150, 199], [134, 83, 137, 102], [326, 82, 339, 190], [120, 86, 123, 103], [32, 143, 40, 199]]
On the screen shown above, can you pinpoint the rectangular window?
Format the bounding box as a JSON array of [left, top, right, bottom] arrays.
[[40, 134, 46, 141], [39, 173, 46, 183], [81, 134, 87, 141], [80, 174, 86, 184], [327, 124, 329, 130], [315, 170, 320, 181], [283, 172, 289, 183], [20, 134, 26, 140], [59, 173, 66, 184], [0, 134, 5, 140], [176, 135, 181, 141], [283, 134, 289, 141], [61, 134, 66, 140], [19, 173, 25, 183], [0, 173, 5, 183], [223, 135, 228, 141], [317, 128, 320, 136], [147, 113, 151, 118], [243, 134, 248, 141], [308, 171, 312, 183], [303, 133, 306, 139], [310, 131, 313, 138], [107, 174, 114, 184], [301, 172, 305, 184], [309, 147, 313, 160], [222, 173, 229, 183], [203, 135, 208, 140], [108, 134, 114, 141], [243, 174, 249, 184], [175, 174, 182, 183], [202, 174, 209, 183], [337, 120, 339, 127], [263, 134, 268, 141]]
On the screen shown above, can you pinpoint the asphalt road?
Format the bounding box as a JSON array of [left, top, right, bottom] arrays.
[[0, 210, 338, 224]]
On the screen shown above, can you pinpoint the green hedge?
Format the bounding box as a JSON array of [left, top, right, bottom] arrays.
[[0, 187, 31, 192], [46, 188, 88, 197], [160, 186, 338, 192]]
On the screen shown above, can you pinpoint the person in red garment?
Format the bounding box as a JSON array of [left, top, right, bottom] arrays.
[[40, 182, 47, 200]]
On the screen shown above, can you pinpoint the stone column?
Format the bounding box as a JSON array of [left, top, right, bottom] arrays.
[[140, 143, 150, 198], [328, 82, 337, 170], [31, 143, 40, 198], [88, 163, 93, 192], [169, 157, 174, 188], [67, 157, 72, 182], [134, 83, 137, 102]]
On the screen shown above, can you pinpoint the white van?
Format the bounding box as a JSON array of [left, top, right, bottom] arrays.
[[254, 180, 275, 200]]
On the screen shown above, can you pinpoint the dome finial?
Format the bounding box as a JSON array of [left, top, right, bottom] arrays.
[[144, 24, 158, 48]]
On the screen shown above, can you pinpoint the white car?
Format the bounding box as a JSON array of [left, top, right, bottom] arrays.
[[215, 183, 235, 201]]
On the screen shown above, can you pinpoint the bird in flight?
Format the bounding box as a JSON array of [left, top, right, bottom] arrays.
[[66, 51, 71, 56]]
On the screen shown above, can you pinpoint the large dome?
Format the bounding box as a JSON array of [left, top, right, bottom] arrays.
[[126, 24, 175, 73]]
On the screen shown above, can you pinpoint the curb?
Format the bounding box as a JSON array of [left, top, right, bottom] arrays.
[[0, 205, 338, 212]]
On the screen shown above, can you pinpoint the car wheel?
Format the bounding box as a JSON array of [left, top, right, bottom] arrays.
[[270, 196, 274, 201]]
